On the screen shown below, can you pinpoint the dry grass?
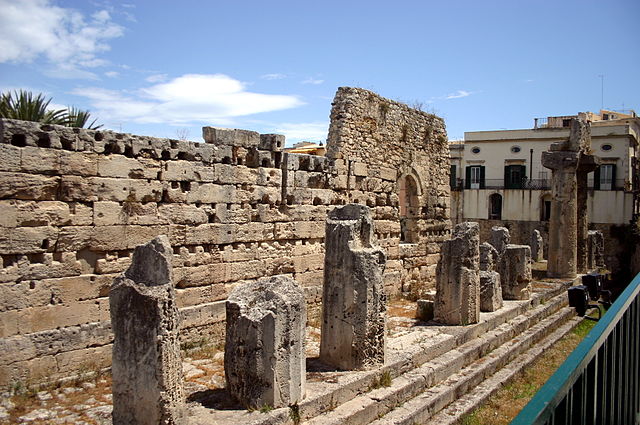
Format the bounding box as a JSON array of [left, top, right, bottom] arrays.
[[5, 374, 112, 425], [460, 319, 596, 425]]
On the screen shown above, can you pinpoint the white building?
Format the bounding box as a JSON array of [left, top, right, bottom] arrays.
[[450, 110, 639, 227]]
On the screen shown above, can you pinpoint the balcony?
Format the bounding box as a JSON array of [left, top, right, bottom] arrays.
[[453, 178, 628, 191]]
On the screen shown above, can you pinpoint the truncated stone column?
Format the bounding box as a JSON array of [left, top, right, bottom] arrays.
[[320, 204, 386, 370], [479, 242, 502, 312], [225, 275, 306, 409], [434, 222, 480, 325], [530, 230, 544, 262], [110, 235, 184, 425], [490, 226, 510, 255], [502, 244, 532, 300], [577, 155, 601, 272]]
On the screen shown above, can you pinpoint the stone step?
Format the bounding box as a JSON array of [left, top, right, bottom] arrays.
[[187, 281, 575, 425], [304, 295, 574, 425], [367, 306, 576, 425], [428, 315, 584, 425]]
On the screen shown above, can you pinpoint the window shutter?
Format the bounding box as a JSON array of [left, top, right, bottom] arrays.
[[450, 165, 456, 188], [465, 166, 471, 189], [480, 166, 486, 189], [611, 164, 616, 189], [594, 167, 601, 190], [504, 166, 510, 189]]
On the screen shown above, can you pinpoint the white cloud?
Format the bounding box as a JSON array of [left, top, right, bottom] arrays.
[[145, 73, 168, 83], [73, 74, 305, 126], [301, 78, 324, 85], [0, 0, 124, 77], [105, 71, 119, 78], [261, 73, 287, 80], [271, 122, 329, 145], [444, 90, 472, 99]]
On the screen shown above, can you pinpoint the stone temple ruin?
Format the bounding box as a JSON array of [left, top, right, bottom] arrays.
[[0, 87, 611, 424]]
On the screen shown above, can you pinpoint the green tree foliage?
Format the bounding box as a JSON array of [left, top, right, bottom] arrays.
[[0, 90, 102, 129]]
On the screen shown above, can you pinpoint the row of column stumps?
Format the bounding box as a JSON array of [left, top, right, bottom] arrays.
[[108, 216, 604, 420], [433, 223, 533, 325], [109, 203, 387, 418]]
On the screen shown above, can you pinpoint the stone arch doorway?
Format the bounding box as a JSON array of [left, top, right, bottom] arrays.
[[398, 173, 421, 243], [489, 193, 502, 220]]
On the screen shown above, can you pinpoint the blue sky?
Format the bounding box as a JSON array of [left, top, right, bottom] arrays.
[[1, 0, 638, 145]]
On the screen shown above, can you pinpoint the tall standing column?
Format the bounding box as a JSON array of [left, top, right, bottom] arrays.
[[542, 150, 579, 278]]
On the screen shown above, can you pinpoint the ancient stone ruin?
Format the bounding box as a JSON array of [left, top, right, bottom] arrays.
[[501, 245, 532, 300], [434, 221, 480, 325], [320, 204, 386, 370], [588, 230, 605, 270], [530, 229, 544, 262], [479, 242, 502, 312], [109, 235, 184, 425], [0, 86, 451, 386], [225, 275, 306, 409], [543, 118, 600, 278]]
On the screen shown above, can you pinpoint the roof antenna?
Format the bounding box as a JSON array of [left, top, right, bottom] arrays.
[[598, 75, 604, 111]]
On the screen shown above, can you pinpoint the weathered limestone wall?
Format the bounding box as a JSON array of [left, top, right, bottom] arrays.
[[327, 87, 451, 296], [0, 87, 451, 387]]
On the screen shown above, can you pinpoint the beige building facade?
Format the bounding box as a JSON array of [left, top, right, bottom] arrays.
[[451, 110, 639, 226]]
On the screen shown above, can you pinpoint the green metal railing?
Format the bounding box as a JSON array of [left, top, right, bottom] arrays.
[[512, 272, 640, 425]]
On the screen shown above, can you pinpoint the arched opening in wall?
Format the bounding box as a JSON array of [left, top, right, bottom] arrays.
[[488, 193, 502, 220], [541, 194, 552, 221], [399, 174, 420, 243]]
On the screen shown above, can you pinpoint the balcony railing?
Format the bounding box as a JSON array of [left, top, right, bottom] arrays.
[[511, 272, 640, 425], [452, 179, 628, 191]]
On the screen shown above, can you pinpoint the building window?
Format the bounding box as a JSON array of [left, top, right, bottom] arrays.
[[511, 145, 521, 153], [562, 119, 572, 127], [504, 164, 526, 189], [489, 193, 502, 220], [465, 165, 485, 189], [601, 144, 613, 151], [471, 146, 481, 154], [450, 165, 457, 189], [595, 164, 616, 190]]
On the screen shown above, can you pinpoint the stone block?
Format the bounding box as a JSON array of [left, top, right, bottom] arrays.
[[480, 270, 502, 312], [202, 127, 260, 149], [531, 229, 544, 262], [58, 150, 98, 176], [320, 204, 386, 370], [0, 144, 21, 172], [416, 299, 434, 321], [434, 221, 480, 325], [501, 244, 532, 300], [0, 172, 59, 201], [259, 134, 285, 152], [225, 275, 306, 409], [110, 235, 185, 425]]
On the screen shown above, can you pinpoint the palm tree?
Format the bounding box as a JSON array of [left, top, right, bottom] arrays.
[[0, 90, 67, 124], [0, 90, 102, 129], [65, 106, 103, 130]]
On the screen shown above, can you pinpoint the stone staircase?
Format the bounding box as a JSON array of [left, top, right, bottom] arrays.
[[187, 279, 579, 425]]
